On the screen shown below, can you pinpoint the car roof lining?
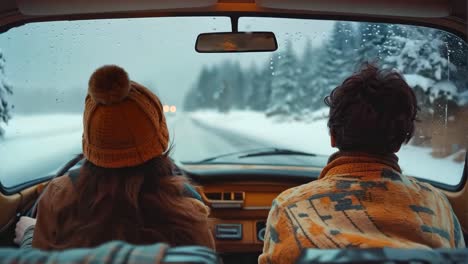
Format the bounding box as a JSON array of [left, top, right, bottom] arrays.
[[0, 11, 465, 41], [257, 0, 451, 18], [15, 0, 218, 16], [13, 0, 451, 18], [0, 0, 465, 38]]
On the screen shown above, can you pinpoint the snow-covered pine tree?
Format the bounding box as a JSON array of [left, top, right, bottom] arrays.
[[355, 22, 393, 65], [385, 26, 456, 82], [307, 22, 357, 112], [438, 31, 468, 91], [183, 66, 211, 111], [247, 59, 275, 111], [226, 61, 246, 109], [244, 62, 271, 111], [298, 38, 320, 116], [183, 65, 223, 111], [211, 61, 244, 111], [0, 50, 12, 137], [266, 40, 303, 119]]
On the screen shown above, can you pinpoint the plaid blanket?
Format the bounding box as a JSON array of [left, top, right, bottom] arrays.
[[0, 241, 168, 264], [259, 152, 465, 264]]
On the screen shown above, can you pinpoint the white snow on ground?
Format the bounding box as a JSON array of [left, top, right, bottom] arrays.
[[191, 110, 465, 186], [0, 111, 465, 188], [0, 114, 83, 187], [2, 114, 83, 140], [191, 110, 334, 156]]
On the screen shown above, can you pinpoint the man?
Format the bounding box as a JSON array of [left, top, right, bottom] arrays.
[[259, 64, 465, 264]]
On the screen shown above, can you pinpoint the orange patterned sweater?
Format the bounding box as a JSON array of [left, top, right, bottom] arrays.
[[259, 152, 465, 264]]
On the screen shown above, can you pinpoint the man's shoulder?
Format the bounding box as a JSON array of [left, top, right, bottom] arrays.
[[406, 176, 448, 200], [274, 179, 326, 209]]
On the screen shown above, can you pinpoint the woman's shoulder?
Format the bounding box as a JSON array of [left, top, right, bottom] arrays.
[[41, 175, 76, 204], [48, 175, 74, 191]]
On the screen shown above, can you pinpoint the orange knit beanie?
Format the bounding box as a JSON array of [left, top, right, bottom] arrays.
[[82, 65, 169, 168]]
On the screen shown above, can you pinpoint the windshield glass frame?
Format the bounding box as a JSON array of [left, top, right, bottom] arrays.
[[0, 15, 466, 191]]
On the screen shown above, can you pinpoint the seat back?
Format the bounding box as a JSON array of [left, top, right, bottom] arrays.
[[295, 248, 468, 264], [0, 241, 221, 264]]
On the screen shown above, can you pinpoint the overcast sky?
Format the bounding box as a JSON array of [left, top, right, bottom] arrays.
[[0, 16, 334, 109]]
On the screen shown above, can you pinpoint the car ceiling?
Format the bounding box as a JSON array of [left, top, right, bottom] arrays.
[[0, 0, 466, 37]]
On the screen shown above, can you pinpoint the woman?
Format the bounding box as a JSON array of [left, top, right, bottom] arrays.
[[14, 65, 214, 250]]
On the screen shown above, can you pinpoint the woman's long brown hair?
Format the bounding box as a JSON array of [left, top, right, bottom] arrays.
[[56, 151, 206, 247]]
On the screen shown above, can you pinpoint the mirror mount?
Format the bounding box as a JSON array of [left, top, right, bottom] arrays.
[[230, 16, 239, 33]]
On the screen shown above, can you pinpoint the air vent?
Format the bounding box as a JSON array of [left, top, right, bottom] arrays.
[[256, 221, 266, 242], [215, 224, 243, 240], [204, 192, 245, 201], [233, 192, 244, 201], [204, 191, 245, 209], [205, 192, 222, 200]]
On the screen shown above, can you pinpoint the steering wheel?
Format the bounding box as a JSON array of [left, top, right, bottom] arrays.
[[26, 154, 84, 218]]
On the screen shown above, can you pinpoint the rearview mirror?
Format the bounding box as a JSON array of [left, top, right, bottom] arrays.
[[195, 32, 278, 53]]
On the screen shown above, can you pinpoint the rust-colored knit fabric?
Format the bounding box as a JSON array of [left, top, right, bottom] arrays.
[[259, 152, 465, 264], [82, 65, 169, 168]]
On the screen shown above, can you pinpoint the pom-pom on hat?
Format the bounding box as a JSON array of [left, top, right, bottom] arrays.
[[88, 65, 131, 105], [83, 65, 169, 168]]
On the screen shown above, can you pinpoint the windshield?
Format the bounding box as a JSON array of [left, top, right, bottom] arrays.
[[0, 17, 466, 188]]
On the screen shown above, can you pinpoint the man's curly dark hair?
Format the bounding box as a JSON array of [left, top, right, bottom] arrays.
[[324, 63, 418, 154]]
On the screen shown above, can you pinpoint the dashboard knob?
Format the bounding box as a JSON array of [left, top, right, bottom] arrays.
[[257, 227, 266, 242]]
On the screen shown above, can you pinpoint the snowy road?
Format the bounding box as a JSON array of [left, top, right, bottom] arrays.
[[0, 113, 312, 188], [171, 115, 322, 165], [170, 115, 270, 162]]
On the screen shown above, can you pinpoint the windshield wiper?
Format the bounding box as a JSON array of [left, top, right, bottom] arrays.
[[238, 148, 316, 159], [190, 147, 317, 163]]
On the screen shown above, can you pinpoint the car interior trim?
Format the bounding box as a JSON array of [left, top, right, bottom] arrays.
[[16, 0, 217, 16], [256, 0, 450, 18]]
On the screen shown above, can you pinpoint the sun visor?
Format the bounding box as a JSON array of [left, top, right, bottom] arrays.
[[256, 0, 451, 18], [16, 0, 217, 16]]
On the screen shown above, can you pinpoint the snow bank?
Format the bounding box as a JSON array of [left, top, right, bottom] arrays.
[[2, 114, 83, 140], [191, 110, 335, 156], [403, 74, 459, 102], [459, 90, 468, 106], [191, 110, 465, 186], [0, 114, 83, 187], [431, 81, 458, 100], [404, 74, 434, 92]]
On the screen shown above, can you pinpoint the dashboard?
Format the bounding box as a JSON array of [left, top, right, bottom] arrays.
[[182, 163, 321, 253]]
